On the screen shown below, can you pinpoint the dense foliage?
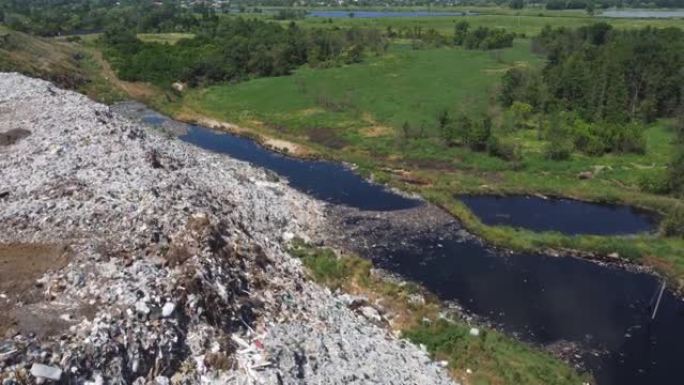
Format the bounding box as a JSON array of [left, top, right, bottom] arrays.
[[669, 110, 684, 197], [454, 21, 515, 50], [500, 24, 683, 157], [505, 24, 684, 123], [103, 18, 387, 87], [0, 0, 206, 36]]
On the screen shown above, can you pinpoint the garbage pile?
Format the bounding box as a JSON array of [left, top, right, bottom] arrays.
[[0, 73, 456, 385]]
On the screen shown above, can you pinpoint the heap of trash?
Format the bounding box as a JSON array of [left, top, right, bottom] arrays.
[[0, 73, 456, 385]]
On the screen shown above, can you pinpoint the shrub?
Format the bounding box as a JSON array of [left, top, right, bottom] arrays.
[[668, 147, 684, 197], [460, 116, 492, 152], [638, 171, 671, 195], [611, 123, 646, 154], [544, 139, 573, 161], [487, 136, 521, 161], [661, 205, 684, 237], [569, 119, 645, 156], [510, 101, 533, 129]]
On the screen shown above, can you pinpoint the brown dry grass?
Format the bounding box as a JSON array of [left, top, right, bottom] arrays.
[[90, 49, 157, 100]]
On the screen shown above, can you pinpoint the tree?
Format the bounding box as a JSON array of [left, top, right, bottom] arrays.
[[438, 110, 459, 145], [510, 0, 525, 9], [437, 109, 451, 131], [453, 21, 469, 45], [402, 121, 411, 140], [510, 101, 533, 129], [586, 1, 596, 16], [457, 115, 491, 151], [669, 108, 684, 196]]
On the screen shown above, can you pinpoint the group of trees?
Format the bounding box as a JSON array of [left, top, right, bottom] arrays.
[[383, 21, 515, 50], [0, 0, 209, 36], [430, 110, 520, 161], [454, 21, 515, 49], [515, 23, 683, 123], [499, 23, 683, 158], [103, 18, 387, 87]]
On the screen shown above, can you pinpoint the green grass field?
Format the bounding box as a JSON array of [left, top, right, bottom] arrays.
[[274, 8, 684, 36], [137, 32, 195, 45], [181, 39, 539, 136]]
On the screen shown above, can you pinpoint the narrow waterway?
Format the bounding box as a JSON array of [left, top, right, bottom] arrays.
[[116, 102, 684, 385], [308, 10, 473, 18]]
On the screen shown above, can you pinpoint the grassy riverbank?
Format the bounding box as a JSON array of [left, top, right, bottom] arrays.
[[289, 240, 591, 385]]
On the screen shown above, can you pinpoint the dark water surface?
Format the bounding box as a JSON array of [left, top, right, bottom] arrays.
[[121, 103, 684, 385], [460, 195, 658, 235], [600, 8, 684, 18], [371, 236, 684, 385], [308, 10, 470, 18]]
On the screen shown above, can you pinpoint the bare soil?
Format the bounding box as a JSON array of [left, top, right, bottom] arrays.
[[0, 128, 30, 146], [0, 244, 70, 337]]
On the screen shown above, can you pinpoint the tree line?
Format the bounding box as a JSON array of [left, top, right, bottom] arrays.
[[0, 0, 207, 36], [385, 21, 515, 50], [103, 18, 388, 87]]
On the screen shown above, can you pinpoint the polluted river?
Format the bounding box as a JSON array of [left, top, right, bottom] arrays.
[[114, 102, 684, 385]]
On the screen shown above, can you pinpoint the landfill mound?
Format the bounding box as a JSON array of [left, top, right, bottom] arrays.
[[0, 73, 455, 385]]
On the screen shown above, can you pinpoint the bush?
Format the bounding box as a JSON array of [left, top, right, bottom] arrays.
[[668, 148, 684, 197], [638, 171, 671, 195], [487, 136, 521, 161], [544, 139, 573, 161], [569, 119, 645, 156], [611, 123, 646, 154], [510, 101, 533, 129], [457, 26, 515, 50], [460, 116, 492, 152], [661, 205, 684, 237]]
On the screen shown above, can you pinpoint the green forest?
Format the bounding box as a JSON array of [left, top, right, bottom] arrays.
[[499, 23, 684, 196], [102, 19, 387, 86]]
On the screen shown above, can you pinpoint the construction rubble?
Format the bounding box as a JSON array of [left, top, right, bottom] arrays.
[[0, 73, 457, 385]]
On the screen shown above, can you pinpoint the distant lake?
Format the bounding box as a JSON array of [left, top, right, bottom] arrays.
[[308, 10, 471, 18], [601, 8, 684, 18]]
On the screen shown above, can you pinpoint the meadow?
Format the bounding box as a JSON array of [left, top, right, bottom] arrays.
[[286, 9, 684, 35], [179, 40, 539, 137]]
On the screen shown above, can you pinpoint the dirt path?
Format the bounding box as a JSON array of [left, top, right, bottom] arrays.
[[88, 48, 157, 100]]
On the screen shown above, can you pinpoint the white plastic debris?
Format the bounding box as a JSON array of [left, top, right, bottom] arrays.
[[161, 302, 175, 317], [30, 364, 62, 381]]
